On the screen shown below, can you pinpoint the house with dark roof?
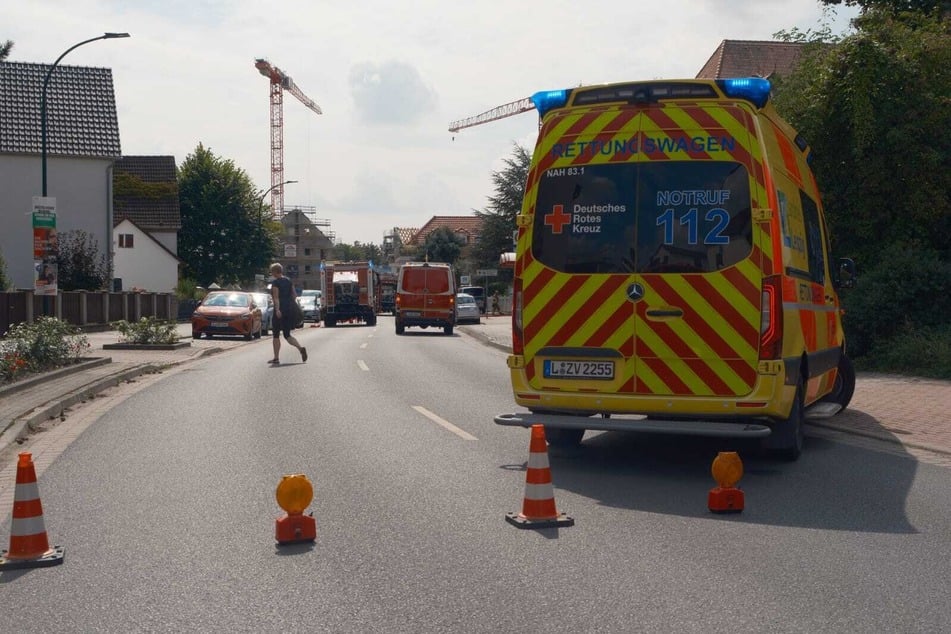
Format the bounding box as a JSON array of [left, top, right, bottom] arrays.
[[0, 61, 122, 290], [112, 156, 182, 291], [696, 40, 808, 79]]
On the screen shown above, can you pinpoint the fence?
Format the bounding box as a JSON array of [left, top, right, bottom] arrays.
[[0, 290, 179, 336]]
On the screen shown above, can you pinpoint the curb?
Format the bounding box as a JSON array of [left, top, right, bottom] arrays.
[[0, 345, 225, 454], [808, 419, 951, 457], [0, 357, 112, 399]]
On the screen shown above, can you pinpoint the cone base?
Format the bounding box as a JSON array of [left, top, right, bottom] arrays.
[[275, 513, 317, 545], [505, 512, 574, 529], [708, 487, 744, 513], [0, 545, 65, 570]]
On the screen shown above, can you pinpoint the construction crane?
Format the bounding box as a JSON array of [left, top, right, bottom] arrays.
[[254, 58, 322, 217], [448, 96, 535, 133]]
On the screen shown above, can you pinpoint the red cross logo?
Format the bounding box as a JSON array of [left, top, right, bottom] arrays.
[[544, 204, 571, 234]]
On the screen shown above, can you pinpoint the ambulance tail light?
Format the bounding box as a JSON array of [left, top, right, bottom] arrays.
[[759, 275, 783, 360], [512, 278, 524, 355]]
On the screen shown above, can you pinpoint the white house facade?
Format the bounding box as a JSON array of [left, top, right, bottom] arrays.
[[112, 218, 179, 292], [0, 61, 122, 291]]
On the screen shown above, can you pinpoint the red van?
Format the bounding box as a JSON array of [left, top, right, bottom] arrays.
[[395, 262, 456, 335]]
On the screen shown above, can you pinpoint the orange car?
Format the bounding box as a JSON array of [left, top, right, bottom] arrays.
[[191, 291, 263, 340]]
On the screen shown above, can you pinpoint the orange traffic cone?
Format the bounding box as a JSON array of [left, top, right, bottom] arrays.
[[505, 425, 574, 529], [0, 452, 65, 570]]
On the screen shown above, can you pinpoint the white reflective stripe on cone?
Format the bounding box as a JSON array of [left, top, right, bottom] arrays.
[[10, 515, 48, 536], [523, 482, 556, 501], [527, 453, 550, 469], [13, 482, 40, 501]]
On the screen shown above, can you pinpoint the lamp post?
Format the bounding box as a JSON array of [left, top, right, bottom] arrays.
[[259, 179, 298, 221], [41, 32, 130, 196]]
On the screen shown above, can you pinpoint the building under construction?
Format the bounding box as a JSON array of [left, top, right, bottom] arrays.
[[276, 206, 335, 292]]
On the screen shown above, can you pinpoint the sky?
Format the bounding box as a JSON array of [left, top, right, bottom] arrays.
[[6, 1, 858, 246]]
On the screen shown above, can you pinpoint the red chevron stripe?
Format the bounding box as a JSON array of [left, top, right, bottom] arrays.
[[525, 275, 589, 344], [645, 276, 742, 359], [638, 341, 692, 394], [683, 275, 759, 344], [637, 311, 731, 394], [549, 275, 628, 346], [721, 266, 761, 306], [583, 300, 634, 353]]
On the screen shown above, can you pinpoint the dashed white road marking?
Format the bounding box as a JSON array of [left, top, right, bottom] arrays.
[[357, 360, 369, 371], [412, 405, 478, 441], [360, 343, 368, 349]]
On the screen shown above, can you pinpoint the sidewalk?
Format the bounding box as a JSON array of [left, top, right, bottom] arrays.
[[463, 315, 951, 459], [0, 329, 244, 454]]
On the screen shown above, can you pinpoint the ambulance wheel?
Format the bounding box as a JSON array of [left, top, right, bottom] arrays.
[[820, 353, 855, 412], [544, 427, 584, 447], [768, 379, 804, 462]]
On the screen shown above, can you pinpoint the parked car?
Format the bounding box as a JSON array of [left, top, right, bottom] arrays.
[[191, 291, 262, 340], [251, 292, 274, 335], [298, 294, 320, 322], [458, 286, 486, 314], [455, 293, 481, 325]]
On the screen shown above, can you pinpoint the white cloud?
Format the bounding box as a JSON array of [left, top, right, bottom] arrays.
[[5, 0, 859, 245]]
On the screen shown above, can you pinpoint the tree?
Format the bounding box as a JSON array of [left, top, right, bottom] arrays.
[[57, 230, 111, 291], [335, 242, 384, 263], [422, 226, 464, 264], [177, 144, 273, 287], [772, 8, 951, 265], [472, 144, 531, 285], [820, 0, 950, 15], [0, 40, 12, 61]]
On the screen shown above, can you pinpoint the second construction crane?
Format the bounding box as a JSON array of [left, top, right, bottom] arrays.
[[255, 58, 322, 217]]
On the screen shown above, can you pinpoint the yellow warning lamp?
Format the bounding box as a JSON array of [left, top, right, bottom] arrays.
[[276, 474, 313, 514], [275, 474, 316, 544], [708, 451, 744, 514]]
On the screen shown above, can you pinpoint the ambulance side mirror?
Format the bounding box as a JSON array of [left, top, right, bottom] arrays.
[[835, 258, 857, 289]]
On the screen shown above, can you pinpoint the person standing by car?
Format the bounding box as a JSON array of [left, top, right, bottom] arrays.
[[268, 263, 307, 365]]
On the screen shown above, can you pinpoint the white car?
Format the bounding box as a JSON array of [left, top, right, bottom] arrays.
[[455, 293, 481, 325]]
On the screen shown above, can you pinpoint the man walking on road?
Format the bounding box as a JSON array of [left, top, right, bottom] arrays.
[[268, 263, 307, 365]]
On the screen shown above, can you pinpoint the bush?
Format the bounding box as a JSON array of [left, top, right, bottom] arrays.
[[842, 246, 951, 360], [111, 317, 179, 345], [854, 323, 951, 380], [1, 317, 90, 379]]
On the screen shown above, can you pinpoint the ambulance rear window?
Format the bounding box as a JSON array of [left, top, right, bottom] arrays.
[[532, 162, 753, 274]]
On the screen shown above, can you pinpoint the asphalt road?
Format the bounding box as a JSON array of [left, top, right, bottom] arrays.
[[2, 319, 949, 633]]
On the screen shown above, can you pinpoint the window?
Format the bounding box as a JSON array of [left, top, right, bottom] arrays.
[[800, 191, 826, 285], [532, 162, 753, 274], [118, 234, 134, 248]]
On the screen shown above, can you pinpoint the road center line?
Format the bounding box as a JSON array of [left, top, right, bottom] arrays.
[[412, 406, 478, 441], [357, 360, 369, 371]]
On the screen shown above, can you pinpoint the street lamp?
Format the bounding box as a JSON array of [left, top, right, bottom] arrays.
[[259, 179, 298, 221], [41, 32, 130, 196]]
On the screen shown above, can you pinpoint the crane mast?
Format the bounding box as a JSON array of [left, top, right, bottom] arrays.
[[448, 96, 535, 133], [254, 58, 322, 217]]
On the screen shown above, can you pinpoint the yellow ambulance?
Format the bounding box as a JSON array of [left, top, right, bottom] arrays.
[[494, 78, 855, 460]]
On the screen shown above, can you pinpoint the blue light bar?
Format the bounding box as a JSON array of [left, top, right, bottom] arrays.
[[530, 89, 569, 118], [717, 78, 772, 108]]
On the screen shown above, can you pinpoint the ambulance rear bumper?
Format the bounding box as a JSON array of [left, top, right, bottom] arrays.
[[494, 412, 772, 438]]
